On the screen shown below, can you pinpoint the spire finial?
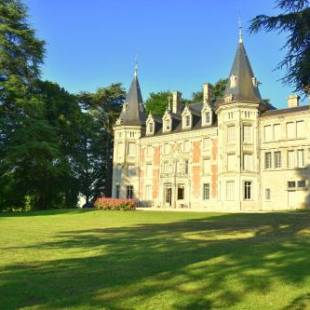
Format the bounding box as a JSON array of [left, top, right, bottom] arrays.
[[238, 15, 243, 43], [134, 54, 138, 78]]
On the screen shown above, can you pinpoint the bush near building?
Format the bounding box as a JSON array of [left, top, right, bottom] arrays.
[[94, 198, 137, 211]]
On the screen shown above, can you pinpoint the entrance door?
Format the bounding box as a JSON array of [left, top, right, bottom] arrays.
[[165, 188, 172, 206], [288, 191, 296, 209]]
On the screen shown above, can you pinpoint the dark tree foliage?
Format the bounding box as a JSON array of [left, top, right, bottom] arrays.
[[250, 0, 310, 94], [189, 79, 229, 104], [145, 79, 228, 117], [77, 84, 125, 201], [145, 91, 172, 116]]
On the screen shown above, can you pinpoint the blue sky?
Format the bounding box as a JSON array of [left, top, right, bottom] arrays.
[[24, 0, 301, 108]]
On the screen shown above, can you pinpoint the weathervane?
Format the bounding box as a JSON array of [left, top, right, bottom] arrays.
[[238, 15, 243, 43], [134, 54, 138, 78]]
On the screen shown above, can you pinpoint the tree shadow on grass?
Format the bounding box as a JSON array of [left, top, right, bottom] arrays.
[[0, 208, 93, 218], [1, 211, 310, 309]]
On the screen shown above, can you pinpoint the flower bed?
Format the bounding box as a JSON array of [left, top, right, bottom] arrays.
[[94, 197, 137, 211]]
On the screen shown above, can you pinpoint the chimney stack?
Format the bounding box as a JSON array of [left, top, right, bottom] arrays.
[[203, 83, 213, 105], [288, 94, 300, 108], [172, 91, 182, 114]]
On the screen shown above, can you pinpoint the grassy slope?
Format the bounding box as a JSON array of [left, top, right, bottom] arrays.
[[0, 209, 310, 310]]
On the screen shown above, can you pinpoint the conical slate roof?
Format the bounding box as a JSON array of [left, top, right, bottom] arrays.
[[224, 40, 261, 102], [119, 73, 146, 126]]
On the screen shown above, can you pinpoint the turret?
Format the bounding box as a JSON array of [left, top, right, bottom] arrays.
[[112, 66, 146, 199], [216, 26, 262, 211]]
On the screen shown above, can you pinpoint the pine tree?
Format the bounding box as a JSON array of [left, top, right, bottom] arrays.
[[250, 0, 310, 95]]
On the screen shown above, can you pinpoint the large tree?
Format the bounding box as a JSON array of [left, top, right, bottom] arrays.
[[145, 91, 172, 116], [250, 0, 310, 95], [0, 0, 47, 210], [77, 84, 125, 201]]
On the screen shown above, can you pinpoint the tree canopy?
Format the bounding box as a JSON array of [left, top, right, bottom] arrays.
[[250, 0, 310, 95], [0, 0, 126, 211], [145, 79, 228, 117]]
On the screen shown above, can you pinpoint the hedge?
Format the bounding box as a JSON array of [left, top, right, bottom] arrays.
[[94, 198, 137, 211]]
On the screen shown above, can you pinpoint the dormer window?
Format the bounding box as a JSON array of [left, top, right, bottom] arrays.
[[165, 119, 170, 131], [201, 106, 212, 126], [182, 113, 192, 129], [115, 117, 123, 125], [146, 114, 156, 136], [230, 75, 237, 88], [186, 115, 190, 127], [182, 106, 192, 129], [162, 112, 172, 133], [205, 112, 210, 123], [252, 77, 258, 87], [146, 121, 154, 135]]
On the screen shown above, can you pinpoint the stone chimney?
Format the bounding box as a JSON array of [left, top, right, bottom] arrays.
[[172, 91, 182, 114], [203, 83, 213, 105], [288, 94, 300, 108]]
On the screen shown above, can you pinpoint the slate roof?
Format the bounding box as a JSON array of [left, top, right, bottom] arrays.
[[119, 74, 146, 125], [224, 41, 261, 103], [260, 105, 309, 117]]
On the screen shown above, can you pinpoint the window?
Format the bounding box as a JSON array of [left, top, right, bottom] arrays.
[[163, 161, 170, 173], [286, 122, 295, 139], [183, 141, 190, 152], [296, 121, 304, 138], [146, 164, 152, 177], [265, 152, 272, 169], [145, 185, 152, 200], [265, 188, 271, 200], [129, 131, 134, 138], [148, 122, 154, 134], [288, 181, 296, 189], [126, 185, 134, 199], [203, 158, 211, 174], [297, 149, 304, 168], [203, 183, 210, 200], [115, 185, 120, 198], [184, 160, 189, 174], [243, 153, 253, 171], [205, 112, 210, 123], [227, 154, 235, 171], [243, 125, 252, 143], [127, 165, 136, 177], [298, 180, 306, 188], [288, 150, 295, 168], [274, 151, 281, 168], [226, 181, 235, 201], [185, 115, 190, 127], [117, 143, 123, 159], [128, 143, 136, 156], [230, 75, 237, 87], [227, 126, 235, 142], [164, 143, 170, 154], [273, 124, 281, 141], [244, 181, 252, 200], [147, 145, 153, 157], [177, 185, 185, 200], [115, 164, 122, 179], [203, 138, 210, 150], [264, 125, 272, 142], [165, 119, 170, 131]]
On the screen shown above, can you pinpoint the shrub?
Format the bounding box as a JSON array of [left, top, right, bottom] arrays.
[[94, 197, 137, 211]]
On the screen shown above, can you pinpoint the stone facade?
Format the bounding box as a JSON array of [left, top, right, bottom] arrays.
[[112, 38, 310, 211]]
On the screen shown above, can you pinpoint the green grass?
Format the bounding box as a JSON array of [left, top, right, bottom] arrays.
[[1, 209, 310, 310]]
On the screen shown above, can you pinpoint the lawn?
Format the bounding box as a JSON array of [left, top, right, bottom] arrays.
[[1, 209, 310, 310]]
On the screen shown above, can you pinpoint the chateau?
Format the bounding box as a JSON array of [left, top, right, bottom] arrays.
[[112, 34, 310, 211]]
